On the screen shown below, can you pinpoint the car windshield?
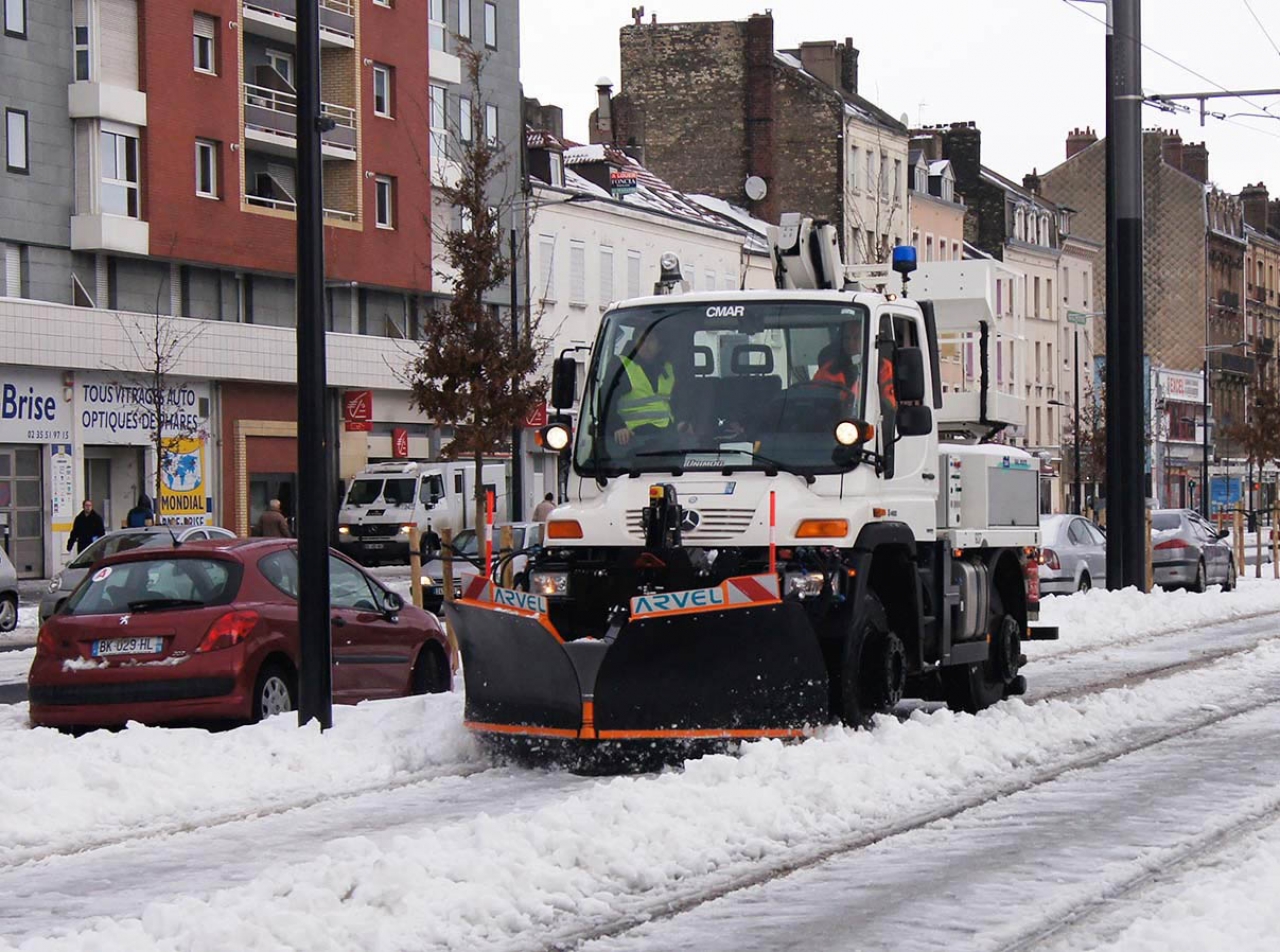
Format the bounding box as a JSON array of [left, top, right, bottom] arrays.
[[345, 479, 384, 506], [575, 301, 869, 477], [452, 530, 479, 557], [68, 532, 164, 570], [381, 478, 417, 506], [1152, 513, 1183, 531], [63, 557, 242, 616]]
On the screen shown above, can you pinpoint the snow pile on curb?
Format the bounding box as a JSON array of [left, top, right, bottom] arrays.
[[1035, 577, 1280, 658], [13, 641, 1280, 952], [0, 691, 480, 864]]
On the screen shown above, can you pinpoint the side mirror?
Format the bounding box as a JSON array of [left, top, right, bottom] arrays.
[[382, 590, 404, 615], [895, 347, 927, 404], [551, 355, 578, 410], [1216, 528, 1230, 540], [897, 405, 933, 437]]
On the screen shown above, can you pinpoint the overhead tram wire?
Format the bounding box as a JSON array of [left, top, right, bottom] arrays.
[[1058, 0, 1279, 117], [1241, 0, 1280, 65]]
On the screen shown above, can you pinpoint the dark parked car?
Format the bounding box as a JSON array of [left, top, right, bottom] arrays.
[[1152, 508, 1235, 592], [29, 539, 452, 729]]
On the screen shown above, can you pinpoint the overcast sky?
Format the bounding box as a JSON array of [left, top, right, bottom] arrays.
[[520, 0, 1280, 196]]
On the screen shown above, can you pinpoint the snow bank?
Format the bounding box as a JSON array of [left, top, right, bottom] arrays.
[[0, 691, 481, 865], [1034, 577, 1280, 658], [13, 639, 1280, 952]]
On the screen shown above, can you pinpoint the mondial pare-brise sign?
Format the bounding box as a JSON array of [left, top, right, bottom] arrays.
[[0, 368, 70, 443]]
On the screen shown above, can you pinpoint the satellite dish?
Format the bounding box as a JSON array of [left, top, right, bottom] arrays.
[[744, 175, 768, 202], [900, 112, 910, 127]]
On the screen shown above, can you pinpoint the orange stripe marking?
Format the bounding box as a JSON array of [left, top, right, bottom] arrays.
[[465, 721, 580, 739]]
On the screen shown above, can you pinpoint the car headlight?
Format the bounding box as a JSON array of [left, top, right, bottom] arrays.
[[420, 575, 437, 588], [338, 526, 351, 535], [530, 571, 570, 597], [48, 577, 62, 593]]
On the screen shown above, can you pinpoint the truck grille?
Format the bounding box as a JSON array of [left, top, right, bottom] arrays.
[[348, 524, 403, 539], [625, 507, 756, 543]]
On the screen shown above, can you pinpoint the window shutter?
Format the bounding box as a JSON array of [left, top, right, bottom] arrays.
[[267, 162, 296, 201], [3, 243, 20, 298], [569, 240, 585, 304], [599, 247, 613, 303], [98, 0, 139, 88], [538, 235, 555, 299], [627, 251, 641, 299], [193, 13, 215, 38]]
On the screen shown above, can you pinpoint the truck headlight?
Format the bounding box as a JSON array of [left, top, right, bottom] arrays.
[[338, 526, 351, 535], [400, 524, 413, 535], [784, 571, 826, 598], [530, 571, 570, 597]]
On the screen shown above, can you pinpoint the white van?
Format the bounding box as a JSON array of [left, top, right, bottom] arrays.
[[337, 461, 508, 565]]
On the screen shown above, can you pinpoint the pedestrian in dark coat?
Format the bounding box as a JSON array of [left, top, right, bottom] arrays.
[[68, 500, 106, 554], [125, 494, 155, 528]]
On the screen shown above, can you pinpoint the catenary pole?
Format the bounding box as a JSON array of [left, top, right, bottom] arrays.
[[295, 0, 333, 728], [510, 227, 523, 521]]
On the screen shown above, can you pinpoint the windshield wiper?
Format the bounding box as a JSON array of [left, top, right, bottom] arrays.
[[634, 447, 817, 484], [126, 598, 206, 613]]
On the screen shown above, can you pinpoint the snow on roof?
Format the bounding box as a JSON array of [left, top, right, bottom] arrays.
[[929, 160, 953, 176], [687, 193, 772, 255], [562, 143, 607, 165]]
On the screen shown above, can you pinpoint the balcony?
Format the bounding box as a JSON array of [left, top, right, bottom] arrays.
[[244, 194, 356, 223], [242, 0, 355, 48], [243, 82, 357, 159]]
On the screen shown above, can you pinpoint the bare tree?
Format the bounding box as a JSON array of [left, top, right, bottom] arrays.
[[110, 281, 207, 524], [843, 123, 903, 265], [406, 42, 546, 533]]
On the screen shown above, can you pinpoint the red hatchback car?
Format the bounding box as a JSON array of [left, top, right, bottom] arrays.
[[28, 539, 452, 729]]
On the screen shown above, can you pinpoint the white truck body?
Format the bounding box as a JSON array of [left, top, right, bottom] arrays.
[[337, 460, 508, 564]]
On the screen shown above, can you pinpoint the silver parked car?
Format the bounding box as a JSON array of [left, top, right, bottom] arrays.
[[1152, 508, 1235, 592], [0, 546, 19, 632], [39, 525, 236, 623], [1038, 514, 1107, 594]]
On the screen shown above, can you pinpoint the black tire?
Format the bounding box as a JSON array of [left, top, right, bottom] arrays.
[[1077, 572, 1091, 593], [1224, 559, 1237, 592], [943, 588, 1020, 715], [1191, 558, 1208, 593], [410, 644, 449, 695], [837, 593, 907, 728], [0, 594, 16, 633], [251, 661, 297, 723]]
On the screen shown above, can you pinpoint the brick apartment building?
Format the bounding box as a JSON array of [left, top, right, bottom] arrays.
[[1039, 129, 1256, 509], [588, 11, 909, 263], [1243, 183, 1280, 393], [0, 0, 519, 575]]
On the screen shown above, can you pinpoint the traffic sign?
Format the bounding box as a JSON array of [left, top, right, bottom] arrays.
[[1066, 310, 1090, 326]]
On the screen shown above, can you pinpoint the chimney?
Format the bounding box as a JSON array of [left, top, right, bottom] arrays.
[[1023, 168, 1041, 194], [1182, 142, 1209, 183], [841, 38, 859, 95], [942, 121, 982, 191], [798, 40, 839, 90], [745, 13, 776, 222], [1242, 182, 1270, 233], [1066, 126, 1098, 160], [1160, 130, 1183, 171], [910, 129, 943, 161], [594, 78, 613, 138]]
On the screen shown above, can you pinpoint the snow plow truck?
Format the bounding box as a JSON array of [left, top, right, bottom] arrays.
[[443, 214, 1057, 768]]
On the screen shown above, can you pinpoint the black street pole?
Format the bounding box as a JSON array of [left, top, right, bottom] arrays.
[[296, 0, 332, 729], [1106, 0, 1147, 590], [509, 227, 523, 521], [1074, 328, 1082, 515], [1202, 359, 1210, 517]]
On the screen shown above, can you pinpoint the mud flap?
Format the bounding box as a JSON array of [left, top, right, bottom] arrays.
[[445, 574, 829, 744]]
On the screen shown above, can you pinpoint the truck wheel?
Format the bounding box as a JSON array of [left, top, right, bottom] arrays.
[[943, 591, 1020, 715], [838, 593, 906, 728]]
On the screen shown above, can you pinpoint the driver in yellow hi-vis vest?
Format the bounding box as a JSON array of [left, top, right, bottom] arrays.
[[612, 324, 693, 446]]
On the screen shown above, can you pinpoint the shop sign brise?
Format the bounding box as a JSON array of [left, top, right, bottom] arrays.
[[0, 368, 69, 443], [158, 437, 208, 527]]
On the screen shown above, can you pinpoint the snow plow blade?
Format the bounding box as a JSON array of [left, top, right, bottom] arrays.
[[444, 574, 829, 763]]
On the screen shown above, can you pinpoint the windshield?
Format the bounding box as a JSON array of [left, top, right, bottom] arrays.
[[346, 479, 384, 507], [575, 301, 869, 477], [381, 478, 417, 506], [1152, 513, 1183, 531], [64, 557, 242, 616], [452, 530, 479, 557], [69, 531, 163, 570]]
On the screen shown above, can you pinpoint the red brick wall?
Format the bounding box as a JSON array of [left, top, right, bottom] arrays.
[[138, 0, 433, 294], [218, 382, 297, 527]]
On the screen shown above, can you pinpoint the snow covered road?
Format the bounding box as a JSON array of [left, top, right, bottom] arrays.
[[4, 583, 1280, 951]]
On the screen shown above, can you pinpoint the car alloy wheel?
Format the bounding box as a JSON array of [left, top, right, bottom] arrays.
[[0, 595, 15, 633]]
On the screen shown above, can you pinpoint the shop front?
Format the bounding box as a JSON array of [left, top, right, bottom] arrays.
[[0, 366, 71, 577]]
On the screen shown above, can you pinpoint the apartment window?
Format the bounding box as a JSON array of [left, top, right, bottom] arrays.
[[893, 158, 902, 204], [849, 147, 858, 192], [193, 14, 216, 74], [459, 207, 473, 233], [429, 85, 446, 130], [4, 0, 25, 38], [74, 17, 91, 81], [266, 49, 293, 86], [373, 64, 392, 117], [599, 246, 614, 303], [1035, 342, 1042, 382], [1047, 342, 1054, 380], [429, 0, 445, 52], [865, 151, 874, 194], [101, 129, 140, 216], [1046, 278, 1053, 315], [375, 175, 394, 228], [879, 151, 888, 198], [5, 109, 28, 174], [627, 249, 641, 299], [485, 103, 498, 143], [458, 97, 472, 142], [952, 240, 960, 260], [538, 235, 556, 300], [569, 239, 586, 305], [195, 139, 218, 198], [484, 1, 496, 47], [549, 151, 562, 186], [1033, 276, 1041, 317]]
